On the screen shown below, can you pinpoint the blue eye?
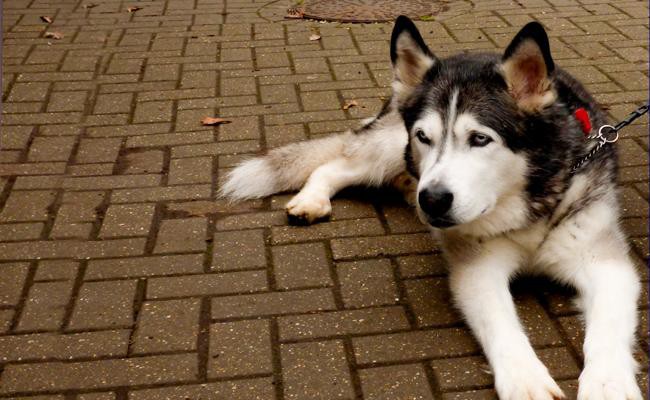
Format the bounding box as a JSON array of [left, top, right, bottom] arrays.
[[415, 128, 431, 145], [469, 132, 492, 147]]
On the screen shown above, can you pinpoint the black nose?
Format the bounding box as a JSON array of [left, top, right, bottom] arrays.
[[418, 187, 454, 224]]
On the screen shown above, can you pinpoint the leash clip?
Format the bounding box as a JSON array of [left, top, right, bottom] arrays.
[[594, 124, 618, 144]]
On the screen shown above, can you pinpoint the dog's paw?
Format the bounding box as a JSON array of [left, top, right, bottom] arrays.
[[495, 359, 565, 400], [578, 365, 642, 400], [285, 192, 332, 225]]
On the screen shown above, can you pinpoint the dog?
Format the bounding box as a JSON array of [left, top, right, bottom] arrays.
[[221, 16, 643, 400]]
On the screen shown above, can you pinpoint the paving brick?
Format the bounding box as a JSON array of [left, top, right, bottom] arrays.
[[0, 354, 197, 394], [0, 222, 43, 241], [271, 218, 384, 244], [360, 364, 434, 400], [94, 93, 134, 114], [99, 203, 155, 238], [76, 138, 122, 164], [154, 217, 207, 253], [27, 136, 76, 162], [212, 229, 266, 271], [129, 378, 275, 400], [133, 101, 173, 123], [353, 328, 479, 365], [260, 84, 297, 104], [0, 262, 29, 306], [133, 298, 200, 353], [331, 233, 438, 260], [0, 330, 129, 362], [219, 115, 260, 140], [120, 150, 164, 174], [112, 184, 212, 203], [211, 288, 336, 319], [17, 280, 73, 332], [168, 157, 213, 185], [397, 253, 447, 278], [272, 242, 332, 289], [143, 64, 179, 81], [281, 340, 355, 400], [405, 278, 461, 327], [147, 270, 268, 299], [278, 306, 410, 341], [86, 254, 203, 280], [337, 259, 399, 308], [47, 91, 88, 112], [221, 77, 256, 96], [8, 82, 50, 101], [34, 260, 78, 281], [1, 126, 33, 149], [209, 319, 272, 378], [301, 91, 341, 111], [68, 280, 137, 330], [0, 190, 57, 222]]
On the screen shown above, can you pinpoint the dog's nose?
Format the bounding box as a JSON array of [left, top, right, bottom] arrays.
[[418, 187, 453, 222]]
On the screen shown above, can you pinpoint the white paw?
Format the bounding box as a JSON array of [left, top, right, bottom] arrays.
[[285, 192, 332, 225], [578, 365, 642, 400], [495, 357, 565, 400]]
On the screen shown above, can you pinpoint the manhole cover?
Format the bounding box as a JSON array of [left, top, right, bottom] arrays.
[[292, 0, 472, 23]]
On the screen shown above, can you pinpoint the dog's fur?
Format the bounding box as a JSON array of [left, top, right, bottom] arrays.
[[221, 17, 642, 400]]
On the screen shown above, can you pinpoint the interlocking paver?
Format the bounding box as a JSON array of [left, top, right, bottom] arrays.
[[1, 0, 648, 397]]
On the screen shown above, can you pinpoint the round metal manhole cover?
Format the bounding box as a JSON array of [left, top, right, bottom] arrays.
[[295, 0, 472, 23]]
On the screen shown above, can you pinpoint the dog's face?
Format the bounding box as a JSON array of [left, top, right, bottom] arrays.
[[390, 17, 556, 230]]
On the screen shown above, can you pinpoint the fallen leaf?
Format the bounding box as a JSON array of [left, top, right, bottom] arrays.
[[342, 100, 358, 110], [44, 31, 64, 40], [83, 3, 98, 8], [419, 15, 435, 21], [309, 34, 321, 41], [40, 16, 53, 23], [127, 6, 142, 12], [285, 7, 304, 19], [201, 116, 231, 126]]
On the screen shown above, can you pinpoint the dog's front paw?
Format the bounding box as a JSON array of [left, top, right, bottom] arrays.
[[285, 192, 332, 225], [495, 358, 565, 400], [578, 364, 642, 400]]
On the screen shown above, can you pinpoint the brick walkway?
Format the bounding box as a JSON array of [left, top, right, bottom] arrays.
[[1, 0, 648, 398]]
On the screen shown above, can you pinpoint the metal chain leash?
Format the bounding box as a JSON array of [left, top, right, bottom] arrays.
[[570, 102, 649, 175]]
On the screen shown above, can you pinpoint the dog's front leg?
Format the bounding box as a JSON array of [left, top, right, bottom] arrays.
[[566, 256, 642, 400], [448, 239, 564, 400]]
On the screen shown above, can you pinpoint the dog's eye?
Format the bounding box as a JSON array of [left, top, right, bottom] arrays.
[[469, 132, 492, 147], [414, 129, 431, 145]]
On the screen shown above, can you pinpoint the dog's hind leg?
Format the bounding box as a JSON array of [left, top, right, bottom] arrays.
[[447, 237, 565, 400], [563, 256, 642, 400], [285, 157, 380, 224]]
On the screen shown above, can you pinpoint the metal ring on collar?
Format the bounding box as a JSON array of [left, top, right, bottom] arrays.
[[598, 124, 618, 143]]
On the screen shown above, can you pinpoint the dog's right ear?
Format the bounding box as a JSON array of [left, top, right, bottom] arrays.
[[390, 16, 437, 100]]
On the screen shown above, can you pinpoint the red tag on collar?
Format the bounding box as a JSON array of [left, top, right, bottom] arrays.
[[574, 107, 591, 136]]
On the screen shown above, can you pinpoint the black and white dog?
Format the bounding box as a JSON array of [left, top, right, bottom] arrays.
[[222, 16, 643, 400]]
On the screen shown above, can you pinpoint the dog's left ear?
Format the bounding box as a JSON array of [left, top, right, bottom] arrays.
[[390, 16, 437, 101], [501, 22, 556, 112]]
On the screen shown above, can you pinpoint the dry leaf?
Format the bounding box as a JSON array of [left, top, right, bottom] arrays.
[[285, 7, 304, 19], [201, 117, 231, 126], [342, 100, 358, 110], [40, 16, 53, 23], [44, 31, 64, 40], [127, 6, 142, 12], [309, 34, 321, 41], [83, 3, 98, 8]]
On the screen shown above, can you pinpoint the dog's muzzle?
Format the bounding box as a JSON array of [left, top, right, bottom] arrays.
[[418, 186, 456, 228]]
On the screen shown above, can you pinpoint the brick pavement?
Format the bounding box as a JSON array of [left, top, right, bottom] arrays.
[[0, 0, 648, 398]]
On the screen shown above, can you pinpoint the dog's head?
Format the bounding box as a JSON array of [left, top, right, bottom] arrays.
[[391, 16, 557, 234]]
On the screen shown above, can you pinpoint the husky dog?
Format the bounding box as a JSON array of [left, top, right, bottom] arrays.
[[221, 16, 643, 400]]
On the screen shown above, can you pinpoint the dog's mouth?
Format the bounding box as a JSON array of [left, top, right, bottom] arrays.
[[425, 216, 457, 229]]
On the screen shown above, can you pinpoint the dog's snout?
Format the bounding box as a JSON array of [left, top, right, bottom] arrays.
[[418, 187, 454, 226]]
